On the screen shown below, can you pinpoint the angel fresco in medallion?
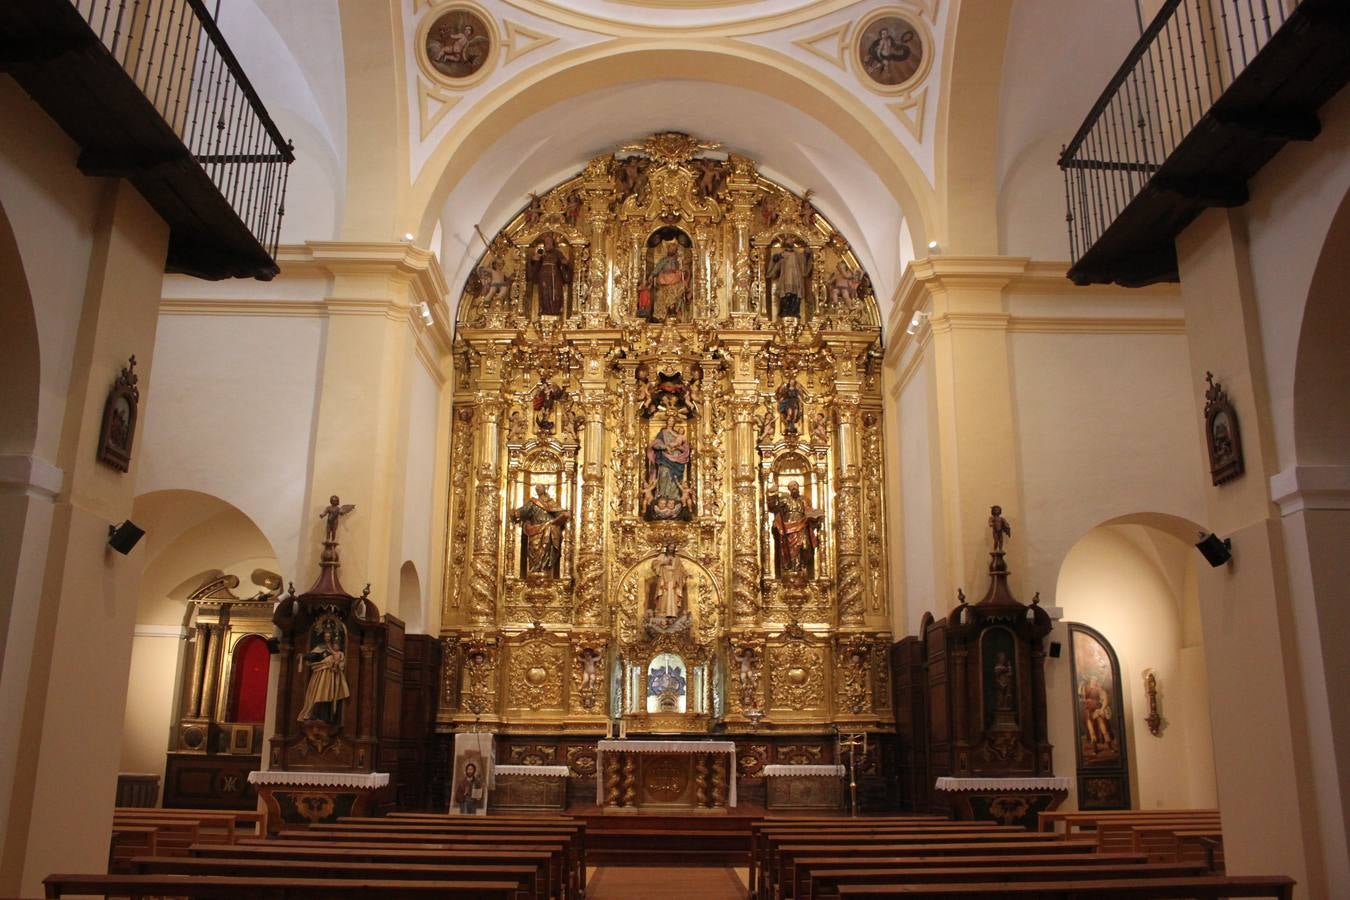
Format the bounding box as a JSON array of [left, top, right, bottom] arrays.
[[425, 9, 491, 80]]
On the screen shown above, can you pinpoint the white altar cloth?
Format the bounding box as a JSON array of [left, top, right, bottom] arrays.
[[595, 739, 737, 806], [247, 771, 389, 789], [762, 764, 846, 777], [935, 776, 1071, 792], [495, 764, 570, 778]]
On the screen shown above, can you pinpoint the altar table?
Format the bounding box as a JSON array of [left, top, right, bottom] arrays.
[[935, 775, 1071, 829], [763, 764, 845, 810], [247, 770, 388, 833], [596, 739, 736, 814]]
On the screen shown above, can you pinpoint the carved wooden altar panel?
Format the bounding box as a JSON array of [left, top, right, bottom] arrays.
[[437, 133, 894, 739]]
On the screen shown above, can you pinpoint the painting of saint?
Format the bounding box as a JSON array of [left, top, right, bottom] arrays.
[[425, 9, 491, 80], [298, 618, 350, 724], [510, 484, 570, 578], [858, 16, 924, 88], [1072, 628, 1122, 765], [642, 422, 693, 520]]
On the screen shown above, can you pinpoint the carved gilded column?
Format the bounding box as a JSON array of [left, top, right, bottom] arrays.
[[468, 394, 505, 625], [573, 341, 610, 625], [724, 337, 765, 625], [200, 624, 226, 720], [187, 623, 209, 717], [826, 335, 874, 627], [725, 155, 758, 320]]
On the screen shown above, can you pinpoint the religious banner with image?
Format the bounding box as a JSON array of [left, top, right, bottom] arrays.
[[449, 731, 494, 815], [1068, 623, 1130, 809]]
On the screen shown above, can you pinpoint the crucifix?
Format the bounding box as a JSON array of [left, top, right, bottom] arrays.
[[837, 730, 868, 817]]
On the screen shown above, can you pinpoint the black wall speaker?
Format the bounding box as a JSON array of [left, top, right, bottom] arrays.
[[107, 520, 146, 555], [1195, 532, 1232, 568], [1049, 641, 1062, 658]]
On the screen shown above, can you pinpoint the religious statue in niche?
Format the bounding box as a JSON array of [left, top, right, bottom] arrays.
[[858, 15, 924, 87], [767, 238, 812, 318], [733, 644, 758, 709], [526, 233, 572, 318], [532, 378, 566, 433], [767, 481, 825, 578], [639, 228, 691, 322], [96, 355, 139, 473], [578, 647, 602, 692], [646, 544, 690, 620], [1203, 371, 1244, 485], [775, 375, 808, 436], [298, 617, 351, 724], [642, 417, 693, 521], [425, 8, 491, 80], [510, 484, 571, 578]]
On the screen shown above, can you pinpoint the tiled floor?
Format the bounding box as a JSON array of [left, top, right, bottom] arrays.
[[586, 865, 749, 899]]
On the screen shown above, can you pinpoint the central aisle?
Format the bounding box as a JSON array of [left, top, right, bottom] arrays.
[[587, 865, 749, 899]]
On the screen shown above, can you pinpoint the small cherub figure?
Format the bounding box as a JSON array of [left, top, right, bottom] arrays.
[[477, 255, 511, 308], [989, 504, 1011, 552], [828, 260, 863, 306], [809, 410, 831, 445], [319, 495, 355, 543], [506, 409, 528, 443], [578, 647, 602, 691], [757, 407, 776, 443]]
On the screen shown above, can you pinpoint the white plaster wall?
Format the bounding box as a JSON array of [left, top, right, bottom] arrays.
[[119, 633, 178, 800], [398, 352, 440, 633], [136, 313, 325, 578], [898, 357, 937, 635], [1049, 524, 1218, 810], [1009, 327, 1206, 606], [996, 1, 1141, 260]]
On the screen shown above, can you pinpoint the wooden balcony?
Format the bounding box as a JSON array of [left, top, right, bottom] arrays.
[[1059, 0, 1350, 287], [0, 0, 293, 280]]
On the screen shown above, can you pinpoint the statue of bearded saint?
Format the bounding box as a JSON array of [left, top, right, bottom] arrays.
[[510, 484, 571, 577], [767, 480, 825, 578]]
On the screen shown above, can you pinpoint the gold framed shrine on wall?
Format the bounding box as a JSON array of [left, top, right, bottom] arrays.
[[439, 133, 894, 738]]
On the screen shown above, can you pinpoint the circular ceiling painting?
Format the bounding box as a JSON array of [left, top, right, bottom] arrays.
[[425, 7, 493, 81], [856, 13, 926, 90]]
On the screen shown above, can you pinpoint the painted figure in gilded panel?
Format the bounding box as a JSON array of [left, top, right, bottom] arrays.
[[511, 484, 571, 577], [767, 481, 824, 577]]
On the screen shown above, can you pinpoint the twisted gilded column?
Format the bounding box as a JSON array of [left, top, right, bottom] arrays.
[[468, 395, 505, 624], [826, 335, 873, 627], [724, 338, 766, 625]]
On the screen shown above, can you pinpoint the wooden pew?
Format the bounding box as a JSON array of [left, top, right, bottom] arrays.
[[1096, 815, 1220, 853], [191, 841, 563, 900], [832, 874, 1295, 898], [107, 825, 157, 872], [132, 855, 539, 900], [767, 834, 1071, 900], [115, 806, 265, 840], [303, 820, 586, 897], [795, 853, 1151, 900], [114, 811, 236, 845], [43, 872, 520, 898], [751, 822, 1000, 897], [809, 861, 1208, 898], [1038, 807, 1218, 834]]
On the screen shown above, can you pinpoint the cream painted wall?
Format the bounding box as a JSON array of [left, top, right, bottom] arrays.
[[137, 313, 326, 577], [897, 356, 938, 636], [119, 633, 178, 801], [995, 0, 1140, 260], [1008, 326, 1207, 605], [398, 349, 440, 633], [1051, 524, 1217, 810]]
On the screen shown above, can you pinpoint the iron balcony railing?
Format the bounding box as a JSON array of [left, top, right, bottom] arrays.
[[1058, 0, 1298, 280], [71, 0, 293, 265]]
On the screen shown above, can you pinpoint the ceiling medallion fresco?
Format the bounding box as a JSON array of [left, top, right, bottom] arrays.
[[418, 2, 498, 88], [853, 7, 934, 96]]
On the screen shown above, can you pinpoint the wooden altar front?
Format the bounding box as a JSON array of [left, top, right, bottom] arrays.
[[596, 739, 735, 814]]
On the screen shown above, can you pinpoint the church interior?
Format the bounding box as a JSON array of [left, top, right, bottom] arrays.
[[1, 0, 1347, 897]]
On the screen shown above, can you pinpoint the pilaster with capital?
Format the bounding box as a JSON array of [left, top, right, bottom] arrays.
[[824, 335, 875, 627], [468, 395, 505, 624], [724, 336, 768, 624]]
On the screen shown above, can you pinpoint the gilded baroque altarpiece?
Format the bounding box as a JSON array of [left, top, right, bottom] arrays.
[[439, 134, 893, 740]]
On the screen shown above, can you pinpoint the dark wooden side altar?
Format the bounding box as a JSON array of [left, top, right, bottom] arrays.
[[893, 543, 1061, 826], [258, 526, 436, 827]]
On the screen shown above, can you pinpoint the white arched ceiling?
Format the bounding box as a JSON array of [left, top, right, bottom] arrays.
[[521, 0, 853, 30], [215, 0, 347, 240], [436, 79, 904, 322]]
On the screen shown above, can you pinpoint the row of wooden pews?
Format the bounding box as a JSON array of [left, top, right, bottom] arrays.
[[754, 811, 1294, 900], [108, 807, 264, 870], [46, 810, 584, 899], [1040, 808, 1226, 870]]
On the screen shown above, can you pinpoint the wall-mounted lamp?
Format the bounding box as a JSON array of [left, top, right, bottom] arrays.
[[906, 311, 930, 335], [927, 240, 941, 253], [402, 232, 415, 242], [418, 301, 434, 327], [107, 520, 146, 555], [1195, 531, 1232, 567]]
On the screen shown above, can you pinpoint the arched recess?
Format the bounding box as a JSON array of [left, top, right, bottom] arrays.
[[1051, 514, 1217, 812], [119, 490, 281, 788], [0, 196, 40, 457], [1292, 186, 1350, 466], [399, 560, 424, 634], [406, 43, 938, 254]]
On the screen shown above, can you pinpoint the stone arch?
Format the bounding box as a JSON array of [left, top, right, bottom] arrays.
[[399, 560, 424, 634], [0, 195, 40, 457], [406, 43, 938, 254], [1052, 513, 1217, 812], [1292, 185, 1350, 467]]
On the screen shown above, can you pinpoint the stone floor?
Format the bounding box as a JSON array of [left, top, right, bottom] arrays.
[[586, 865, 748, 899]]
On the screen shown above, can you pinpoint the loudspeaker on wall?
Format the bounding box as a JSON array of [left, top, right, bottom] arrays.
[[107, 520, 146, 555]]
